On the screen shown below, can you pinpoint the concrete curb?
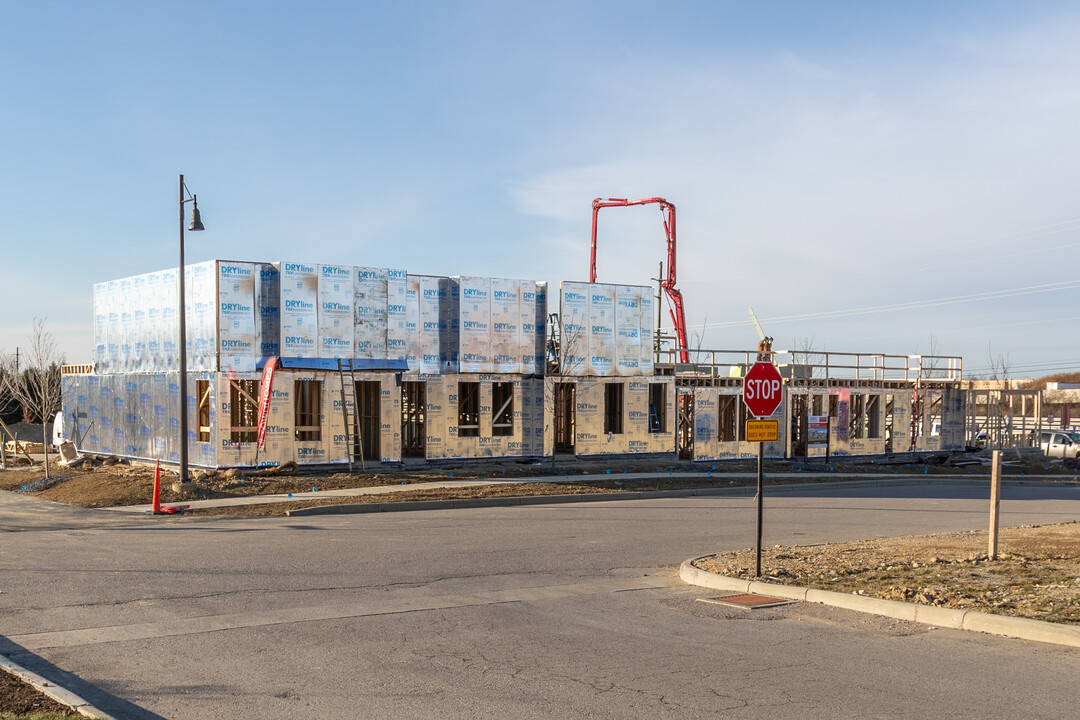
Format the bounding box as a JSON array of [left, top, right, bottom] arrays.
[[286, 481, 875, 516], [0, 652, 118, 719], [287, 489, 702, 515], [284, 476, 1078, 516], [679, 558, 1080, 648]]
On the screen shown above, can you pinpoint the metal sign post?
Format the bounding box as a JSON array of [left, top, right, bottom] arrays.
[[743, 361, 784, 579], [756, 439, 764, 577], [747, 420, 778, 577]]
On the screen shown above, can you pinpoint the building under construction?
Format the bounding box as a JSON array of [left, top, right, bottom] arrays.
[[59, 255, 968, 469], [59, 196, 982, 468]]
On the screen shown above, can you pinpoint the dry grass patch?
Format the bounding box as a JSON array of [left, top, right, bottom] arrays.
[[693, 522, 1080, 624]]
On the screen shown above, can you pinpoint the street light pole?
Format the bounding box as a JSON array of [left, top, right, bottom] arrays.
[[177, 174, 204, 483]]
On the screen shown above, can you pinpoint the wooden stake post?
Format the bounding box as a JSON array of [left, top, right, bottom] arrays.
[[989, 450, 1001, 560]]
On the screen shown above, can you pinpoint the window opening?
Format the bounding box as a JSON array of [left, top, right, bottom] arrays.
[[458, 381, 480, 437], [230, 378, 260, 443], [718, 395, 738, 442], [196, 379, 212, 443], [677, 390, 694, 459], [604, 383, 624, 434], [554, 382, 575, 451], [850, 393, 865, 439], [866, 395, 881, 439], [649, 383, 667, 433], [401, 381, 426, 457], [492, 382, 513, 436], [885, 394, 895, 452]]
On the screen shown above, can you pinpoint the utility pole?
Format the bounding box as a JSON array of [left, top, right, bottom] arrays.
[[14, 347, 20, 422], [655, 262, 662, 359]]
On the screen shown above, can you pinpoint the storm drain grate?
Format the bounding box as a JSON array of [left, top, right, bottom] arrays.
[[696, 593, 796, 610]]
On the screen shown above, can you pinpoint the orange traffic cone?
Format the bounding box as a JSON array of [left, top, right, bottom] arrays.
[[152, 459, 162, 514]]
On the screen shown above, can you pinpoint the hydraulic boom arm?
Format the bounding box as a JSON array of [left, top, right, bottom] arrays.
[[590, 197, 689, 363]]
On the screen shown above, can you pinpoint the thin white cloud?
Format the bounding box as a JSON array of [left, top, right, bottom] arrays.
[[504, 13, 1080, 368]]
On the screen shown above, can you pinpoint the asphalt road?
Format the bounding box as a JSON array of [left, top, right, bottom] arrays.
[[2, 481, 1079, 719]]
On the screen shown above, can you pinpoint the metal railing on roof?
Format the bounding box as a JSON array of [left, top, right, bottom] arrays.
[[656, 348, 962, 383]]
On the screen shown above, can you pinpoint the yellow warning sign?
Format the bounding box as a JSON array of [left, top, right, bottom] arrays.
[[746, 419, 779, 443]]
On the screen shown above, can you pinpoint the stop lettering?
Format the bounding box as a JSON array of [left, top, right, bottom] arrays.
[[745, 378, 781, 400], [743, 362, 784, 417]]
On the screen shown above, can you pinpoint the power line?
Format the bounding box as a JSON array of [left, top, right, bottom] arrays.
[[928, 237, 1080, 273], [966, 358, 1080, 376], [832, 218, 1080, 275], [697, 279, 1080, 331], [927, 216, 1080, 257]]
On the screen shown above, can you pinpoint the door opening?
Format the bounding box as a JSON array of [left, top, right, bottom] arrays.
[[354, 380, 381, 461], [401, 381, 425, 458]]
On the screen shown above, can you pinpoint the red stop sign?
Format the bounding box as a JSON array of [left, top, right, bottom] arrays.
[[743, 361, 784, 417]]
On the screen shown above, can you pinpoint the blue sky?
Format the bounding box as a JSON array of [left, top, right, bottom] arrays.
[[3, 1, 1079, 378]]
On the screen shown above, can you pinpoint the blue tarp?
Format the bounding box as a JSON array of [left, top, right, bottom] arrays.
[[256, 357, 410, 372]]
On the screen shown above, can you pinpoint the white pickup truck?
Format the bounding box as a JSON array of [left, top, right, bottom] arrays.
[[1040, 430, 1080, 459]]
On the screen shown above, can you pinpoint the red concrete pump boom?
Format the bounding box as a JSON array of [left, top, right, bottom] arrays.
[[589, 197, 689, 364]]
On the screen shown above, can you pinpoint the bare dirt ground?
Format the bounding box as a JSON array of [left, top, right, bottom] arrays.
[[0, 667, 79, 718], [2, 434, 1076, 511], [693, 523, 1080, 625]]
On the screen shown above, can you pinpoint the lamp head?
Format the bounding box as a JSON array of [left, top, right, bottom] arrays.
[[188, 196, 205, 232]]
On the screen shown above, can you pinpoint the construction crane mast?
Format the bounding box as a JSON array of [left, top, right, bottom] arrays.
[[747, 307, 773, 358], [589, 197, 689, 364]]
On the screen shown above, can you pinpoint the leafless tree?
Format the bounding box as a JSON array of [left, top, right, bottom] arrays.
[[0, 318, 65, 478], [689, 316, 708, 355], [545, 313, 592, 466], [792, 336, 823, 379], [984, 343, 1014, 447], [788, 336, 826, 457], [0, 364, 19, 422], [986, 344, 1011, 383], [913, 332, 941, 379]]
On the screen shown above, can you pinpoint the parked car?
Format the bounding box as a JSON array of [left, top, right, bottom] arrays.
[[1040, 430, 1080, 459]]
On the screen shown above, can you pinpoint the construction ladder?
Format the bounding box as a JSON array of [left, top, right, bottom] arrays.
[[336, 359, 366, 472], [546, 312, 561, 374]]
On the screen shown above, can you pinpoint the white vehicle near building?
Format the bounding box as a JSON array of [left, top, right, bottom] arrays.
[[1040, 430, 1080, 459]]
